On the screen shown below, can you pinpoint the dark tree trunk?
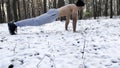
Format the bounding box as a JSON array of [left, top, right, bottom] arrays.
[[98, 0, 102, 16], [17, 0, 21, 20], [110, 0, 113, 18], [23, 0, 27, 19], [69, 0, 74, 4], [93, 0, 97, 19], [53, 0, 57, 8], [79, 11, 83, 19], [117, 0, 120, 15], [0, 1, 3, 23], [13, 0, 18, 22], [6, 0, 12, 22], [44, 0, 47, 13], [31, 0, 35, 17], [104, 0, 108, 16], [58, 0, 65, 21]]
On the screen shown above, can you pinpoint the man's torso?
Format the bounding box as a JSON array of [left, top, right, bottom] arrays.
[[58, 4, 78, 18]]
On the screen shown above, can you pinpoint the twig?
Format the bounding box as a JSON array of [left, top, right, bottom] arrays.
[[80, 28, 88, 68], [13, 44, 17, 53], [82, 38, 86, 59], [49, 55, 56, 68], [36, 54, 56, 68], [36, 55, 46, 68], [37, 41, 56, 68]]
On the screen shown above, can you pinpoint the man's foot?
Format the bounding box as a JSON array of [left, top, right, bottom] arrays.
[[8, 22, 17, 35]]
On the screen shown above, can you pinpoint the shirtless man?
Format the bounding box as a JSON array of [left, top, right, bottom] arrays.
[[8, 0, 85, 35]]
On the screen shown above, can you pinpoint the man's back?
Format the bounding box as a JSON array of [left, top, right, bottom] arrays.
[[58, 4, 78, 17]]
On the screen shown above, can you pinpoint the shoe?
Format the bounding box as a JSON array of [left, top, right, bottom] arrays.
[[8, 22, 17, 35]]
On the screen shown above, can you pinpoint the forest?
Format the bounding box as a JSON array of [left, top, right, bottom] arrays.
[[0, 0, 120, 23]]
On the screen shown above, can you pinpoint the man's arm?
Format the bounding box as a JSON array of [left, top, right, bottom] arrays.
[[65, 16, 70, 31], [72, 11, 78, 32]]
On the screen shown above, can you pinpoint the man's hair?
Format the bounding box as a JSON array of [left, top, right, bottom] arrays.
[[75, 0, 85, 7]]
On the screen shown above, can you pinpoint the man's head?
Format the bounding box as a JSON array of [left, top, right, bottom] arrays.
[[75, 0, 85, 7]]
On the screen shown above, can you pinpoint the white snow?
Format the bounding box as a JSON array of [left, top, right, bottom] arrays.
[[0, 18, 120, 68]]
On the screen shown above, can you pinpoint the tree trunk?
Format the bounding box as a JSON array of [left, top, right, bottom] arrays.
[[17, 0, 21, 20], [104, 0, 108, 16], [18, 0, 21, 20], [110, 0, 113, 18], [95, 0, 98, 17], [31, 0, 35, 17], [53, 0, 57, 8], [117, 0, 120, 15], [79, 11, 83, 19], [69, 0, 74, 4], [0, 1, 3, 23], [98, 0, 102, 16], [36, 0, 43, 15], [6, 0, 12, 22], [44, 0, 47, 13], [23, 0, 27, 19], [93, 0, 96, 19], [13, 0, 18, 22], [1, 0, 5, 22], [58, 0, 65, 21]]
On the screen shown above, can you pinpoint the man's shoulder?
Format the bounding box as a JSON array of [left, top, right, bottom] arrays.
[[66, 4, 76, 7], [67, 4, 78, 11]]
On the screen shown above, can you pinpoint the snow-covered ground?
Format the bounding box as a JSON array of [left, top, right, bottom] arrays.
[[0, 18, 120, 68]]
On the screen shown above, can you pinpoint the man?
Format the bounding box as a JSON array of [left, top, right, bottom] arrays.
[[8, 0, 85, 35]]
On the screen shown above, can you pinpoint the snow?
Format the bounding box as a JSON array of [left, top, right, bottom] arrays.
[[0, 18, 120, 68]]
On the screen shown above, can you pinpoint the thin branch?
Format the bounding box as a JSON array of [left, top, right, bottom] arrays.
[[36, 55, 46, 68]]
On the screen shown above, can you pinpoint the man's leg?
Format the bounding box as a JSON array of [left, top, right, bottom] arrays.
[[8, 9, 59, 35], [15, 9, 59, 27]]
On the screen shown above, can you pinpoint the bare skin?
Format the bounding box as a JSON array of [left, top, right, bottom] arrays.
[[57, 4, 83, 32]]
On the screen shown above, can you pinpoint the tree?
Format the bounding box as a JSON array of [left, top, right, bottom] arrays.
[[98, 0, 102, 16], [93, 0, 97, 19], [53, 0, 57, 8], [17, 0, 21, 20], [1, 0, 120, 23], [58, 0, 65, 21], [69, 0, 74, 4], [117, 0, 120, 15], [58, 0, 65, 8], [44, 0, 47, 13], [110, 0, 113, 18], [6, 0, 12, 21], [0, 1, 3, 23], [36, 0, 43, 15], [104, 0, 108, 16], [23, 0, 27, 19], [1, 0, 5, 22], [13, 0, 18, 22]]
